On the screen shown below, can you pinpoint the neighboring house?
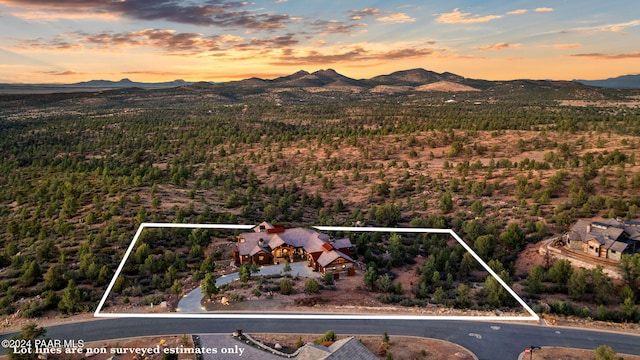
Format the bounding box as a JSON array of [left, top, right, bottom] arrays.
[[296, 337, 378, 360], [233, 222, 355, 275], [565, 218, 640, 261]]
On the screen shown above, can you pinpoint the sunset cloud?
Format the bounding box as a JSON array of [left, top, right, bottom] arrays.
[[41, 70, 81, 76], [534, 7, 554, 12], [506, 9, 528, 15], [15, 29, 301, 56], [478, 42, 520, 51], [570, 51, 640, 60], [554, 43, 582, 49], [309, 20, 367, 35], [435, 8, 502, 24], [271, 45, 434, 66], [601, 20, 640, 32], [9, 10, 120, 21], [349, 8, 380, 21], [2, 0, 292, 30], [376, 13, 415, 24]]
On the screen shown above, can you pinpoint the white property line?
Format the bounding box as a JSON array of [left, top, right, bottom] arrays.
[[94, 223, 539, 321]]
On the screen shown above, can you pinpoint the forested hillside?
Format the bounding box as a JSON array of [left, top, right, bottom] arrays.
[[1, 80, 640, 321]]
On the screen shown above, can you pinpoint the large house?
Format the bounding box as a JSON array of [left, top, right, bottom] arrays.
[[233, 222, 355, 275], [565, 218, 640, 261]]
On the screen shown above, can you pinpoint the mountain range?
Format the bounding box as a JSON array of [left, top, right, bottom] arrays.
[[69, 78, 192, 88], [198, 68, 497, 94], [2, 69, 639, 94]]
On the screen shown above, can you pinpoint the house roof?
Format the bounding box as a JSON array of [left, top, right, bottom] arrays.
[[295, 343, 331, 360], [254, 221, 275, 231], [605, 239, 628, 252], [237, 238, 268, 256], [295, 338, 377, 360], [568, 219, 625, 242], [566, 218, 640, 255], [325, 337, 378, 360], [332, 238, 352, 250], [249, 245, 269, 256], [238, 225, 344, 257], [317, 250, 354, 268]]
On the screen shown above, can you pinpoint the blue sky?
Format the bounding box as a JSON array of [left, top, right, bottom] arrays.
[[1, 0, 638, 83]]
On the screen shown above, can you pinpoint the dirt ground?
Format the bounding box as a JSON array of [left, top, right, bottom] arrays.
[[515, 241, 547, 276], [200, 271, 530, 318], [528, 347, 640, 360]]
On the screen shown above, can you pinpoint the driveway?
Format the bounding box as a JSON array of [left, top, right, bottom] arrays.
[[177, 261, 318, 312]]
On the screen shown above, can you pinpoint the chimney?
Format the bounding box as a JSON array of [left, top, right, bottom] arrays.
[[586, 224, 591, 233], [258, 238, 265, 247]]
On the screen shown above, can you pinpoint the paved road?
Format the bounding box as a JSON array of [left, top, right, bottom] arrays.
[[2, 318, 639, 360], [178, 262, 318, 312]]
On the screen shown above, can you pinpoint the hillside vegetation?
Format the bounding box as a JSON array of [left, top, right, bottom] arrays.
[[1, 74, 640, 321]]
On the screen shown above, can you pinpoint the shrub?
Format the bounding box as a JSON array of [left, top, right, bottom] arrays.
[[304, 278, 320, 294], [323, 272, 334, 285], [316, 330, 336, 344], [280, 279, 293, 295], [142, 294, 164, 306]]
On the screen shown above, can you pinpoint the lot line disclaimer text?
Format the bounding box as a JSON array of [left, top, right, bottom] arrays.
[[1, 339, 245, 357]]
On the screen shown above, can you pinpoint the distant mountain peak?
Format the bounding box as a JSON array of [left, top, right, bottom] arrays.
[[273, 70, 310, 83], [576, 74, 640, 89], [369, 68, 454, 86], [314, 68, 339, 75]]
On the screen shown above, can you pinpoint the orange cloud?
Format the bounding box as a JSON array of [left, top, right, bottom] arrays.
[[601, 20, 640, 32], [376, 13, 415, 24], [40, 70, 82, 76], [12, 29, 304, 59], [506, 9, 528, 15], [554, 43, 582, 49], [570, 52, 640, 60], [270, 45, 435, 66], [478, 42, 520, 51], [10, 10, 120, 21], [535, 7, 554, 12], [435, 8, 502, 24]]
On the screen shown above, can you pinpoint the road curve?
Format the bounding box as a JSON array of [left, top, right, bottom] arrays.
[[2, 318, 639, 360]]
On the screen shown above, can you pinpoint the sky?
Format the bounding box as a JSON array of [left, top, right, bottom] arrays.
[[1, 0, 639, 83]]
